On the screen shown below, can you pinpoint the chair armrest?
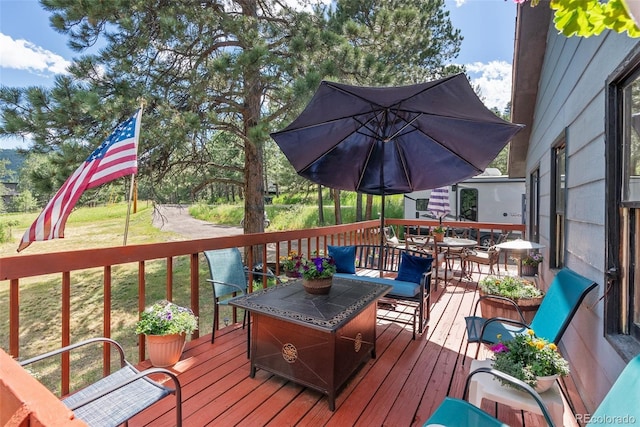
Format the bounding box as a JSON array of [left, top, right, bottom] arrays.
[[471, 294, 526, 322], [463, 367, 556, 427], [64, 364, 181, 412], [250, 270, 282, 284], [206, 279, 247, 294], [19, 337, 127, 368]]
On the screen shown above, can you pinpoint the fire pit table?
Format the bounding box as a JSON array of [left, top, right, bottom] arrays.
[[229, 276, 391, 411]]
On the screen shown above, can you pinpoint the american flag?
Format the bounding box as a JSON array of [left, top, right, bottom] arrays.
[[17, 109, 142, 252]]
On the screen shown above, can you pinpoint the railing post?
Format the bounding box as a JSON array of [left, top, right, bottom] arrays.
[[61, 272, 71, 396], [9, 279, 19, 358], [190, 253, 200, 339], [103, 266, 112, 376], [138, 261, 145, 362]]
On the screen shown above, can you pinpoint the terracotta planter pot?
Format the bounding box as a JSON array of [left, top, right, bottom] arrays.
[[302, 277, 333, 295], [433, 232, 444, 243], [146, 333, 186, 367], [285, 270, 301, 278], [479, 290, 543, 324]]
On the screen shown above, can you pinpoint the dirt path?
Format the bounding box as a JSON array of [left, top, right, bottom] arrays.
[[152, 204, 242, 238]]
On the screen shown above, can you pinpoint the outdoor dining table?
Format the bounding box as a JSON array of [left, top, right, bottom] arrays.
[[436, 237, 478, 282], [495, 239, 545, 276], [409, 236, 478, 283]]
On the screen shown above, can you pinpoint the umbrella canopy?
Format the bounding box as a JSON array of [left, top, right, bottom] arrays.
[[427, 187, 451, 224], [271, 73, 524, 195]]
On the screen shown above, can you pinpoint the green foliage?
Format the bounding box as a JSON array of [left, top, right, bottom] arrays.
[[134, 300, 199, 336], [12, 189, 38, 213], [478, 276, 543, 299], [0, 222, 13, 243], [1, 0, 464, 232], [491, 329, 570, 388], [190, 192, 404, 230], [523, 0, 640, 38]]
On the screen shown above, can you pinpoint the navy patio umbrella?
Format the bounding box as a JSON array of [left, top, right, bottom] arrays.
[[270, 73, 523, 259]]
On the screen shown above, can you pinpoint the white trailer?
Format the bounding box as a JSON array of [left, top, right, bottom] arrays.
[[403, 169, 525, 245]]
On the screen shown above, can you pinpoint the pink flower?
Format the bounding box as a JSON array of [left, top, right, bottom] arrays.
[[490, 343, 509, 353]]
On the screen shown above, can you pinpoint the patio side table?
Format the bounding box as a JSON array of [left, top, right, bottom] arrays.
[[467, 359, 564, 426]]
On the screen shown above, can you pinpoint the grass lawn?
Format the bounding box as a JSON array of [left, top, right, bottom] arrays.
[[0, 202, 220, 393]]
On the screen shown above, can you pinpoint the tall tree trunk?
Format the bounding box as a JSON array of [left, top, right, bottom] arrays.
[[365, 194, 373, 220], [242, 0, 264, 263], [334, 189, 342, 225], [317, 184, 324, 226]]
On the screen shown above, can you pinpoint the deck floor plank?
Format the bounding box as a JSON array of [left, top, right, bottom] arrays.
[[127, 263, 584, 427]]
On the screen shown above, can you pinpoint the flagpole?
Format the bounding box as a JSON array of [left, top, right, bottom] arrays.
[[123, 102, 145, 246], [123, 174, 136, 245]]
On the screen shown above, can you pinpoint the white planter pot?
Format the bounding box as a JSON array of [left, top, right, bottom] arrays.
[[534, 374, 559, 393]]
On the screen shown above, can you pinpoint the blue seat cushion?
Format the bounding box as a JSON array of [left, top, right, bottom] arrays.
[[396, 252, 433, 284], [328, 245, 356, 274], [334, 273, 420, 298]]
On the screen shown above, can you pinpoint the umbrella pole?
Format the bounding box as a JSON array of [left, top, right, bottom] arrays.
[[379, 194, 385, 277]]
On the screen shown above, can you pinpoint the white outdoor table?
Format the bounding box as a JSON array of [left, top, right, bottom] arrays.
[[436, 237, 477, 282], [495, 239, 545, 276], [468, 359, 564, 426]]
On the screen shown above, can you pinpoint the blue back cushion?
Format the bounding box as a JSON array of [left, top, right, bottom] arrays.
[[396, 252, 433, 284], [328, 245, 356, 274]]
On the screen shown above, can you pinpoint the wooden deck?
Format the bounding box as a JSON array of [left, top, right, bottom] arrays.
[[129, 267, 587, 427]]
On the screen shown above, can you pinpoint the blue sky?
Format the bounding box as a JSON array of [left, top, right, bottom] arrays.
[[0, 0, 517, 149]]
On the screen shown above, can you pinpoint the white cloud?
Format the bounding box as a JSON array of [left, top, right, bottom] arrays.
[[0, 33, 71, 76], [465, 60, 512, 112]]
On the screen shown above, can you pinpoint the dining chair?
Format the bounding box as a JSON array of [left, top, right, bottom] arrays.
[[463, 245, 501, 275]]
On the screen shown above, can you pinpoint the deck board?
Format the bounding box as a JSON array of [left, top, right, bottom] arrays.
[[129, 264, 583, 427]]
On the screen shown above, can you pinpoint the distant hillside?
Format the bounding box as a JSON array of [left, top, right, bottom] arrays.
[[0, 149, 25, 180]]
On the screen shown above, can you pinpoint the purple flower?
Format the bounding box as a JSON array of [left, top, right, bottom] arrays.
[[491, 343, 509, 353]]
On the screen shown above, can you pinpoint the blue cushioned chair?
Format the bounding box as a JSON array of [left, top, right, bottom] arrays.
[[425, 354, 640, 427], [465, 267, 597, 359], [19, 337, 182, 427], [335, 246, 433, 339], [204, 248, 280, 349]]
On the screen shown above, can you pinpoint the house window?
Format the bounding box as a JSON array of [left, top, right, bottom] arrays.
[[529, 168, 540, 242], [619, 69, 640, 341], [606, 54, 640, 353], [550, 141, 566, 268]]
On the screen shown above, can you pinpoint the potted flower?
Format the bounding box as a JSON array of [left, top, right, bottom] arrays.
[[280, 251, 303, 278], [478, 276, 544, 323], [491, 329, 570, 392], [299, 253, 337, 295], [521, 252, 543, 276], [135, 300, 198, 367], [432, 225, 446, 242]]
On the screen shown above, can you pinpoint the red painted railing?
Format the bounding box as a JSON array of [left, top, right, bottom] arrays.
[[0, 218, 524, 396]]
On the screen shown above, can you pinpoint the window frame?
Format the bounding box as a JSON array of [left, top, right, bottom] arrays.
[[550, 133, 567, 269], [604, 44, 640, 360]]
